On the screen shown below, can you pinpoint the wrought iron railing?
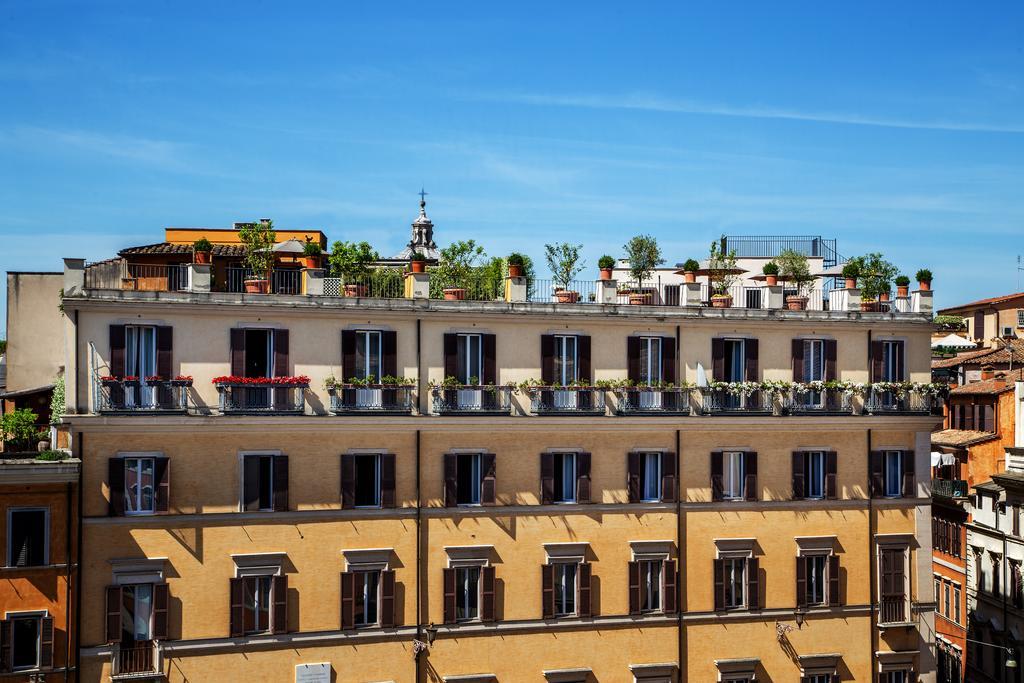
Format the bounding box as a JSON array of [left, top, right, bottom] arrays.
[[879, 596, 908, 625], [720, 235, 841, 268], [787, 388, 854, 415], [432, 385, 513, 415], [615, 278, 681, 306], [216, 382, 307, 413], [329, 385, 416, 414], [122, 264, 189, 292], [528, 387, 607, 415], [528, 279, 599, 304], [614, 388, 691, 415], [111, 640, 160, 678], [700, 388, 770, 414], [97, 379, 190, 413], [864, 390, 935, 415], [932, 478, 968, 499], [225, 268, 302, 294]]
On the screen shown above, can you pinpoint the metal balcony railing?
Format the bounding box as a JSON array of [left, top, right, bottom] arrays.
[[878, 596, 908, 625], [432, 385, 513, 415], [121, 264, 189, 292], [787, 388, 854, 415], [529, 387, 606, 415], [97, 380, 190, 413], [932, 478, 968, 499], [111, 640, 161, 679], [864, 390, 935, 415], [614, 388, 691, 415], [700, 388, 770, 415], [216, 382, 307, 414], [225, 268, 303, 294], [329, 385, 416, 415]]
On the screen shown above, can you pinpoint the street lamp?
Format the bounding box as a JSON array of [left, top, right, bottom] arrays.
[[425, 622, 439, 646], [965, 638, 1017, 669]]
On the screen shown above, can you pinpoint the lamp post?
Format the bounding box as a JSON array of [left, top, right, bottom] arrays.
[[964, 637, 1018, 669]]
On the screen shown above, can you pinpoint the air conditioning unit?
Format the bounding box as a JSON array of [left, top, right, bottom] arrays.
[[1002, 326, 1017, 339]]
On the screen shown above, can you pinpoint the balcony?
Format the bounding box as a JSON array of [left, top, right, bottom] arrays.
[[878, 596, 909, 626], [225, 267, 302, 295], [432, 385, 513, 415], [787, 387, 854, 415], [864, 388, 937, 415], [329, 384, 416, 415], [700, 386, 771, 415], [528, 387, 606, 416], [110, 640, 162, 679], [614, 387, 691, 415], [215, 379, 308, 414], [932, 478, 969, 499], [97, 379, 191, 414]]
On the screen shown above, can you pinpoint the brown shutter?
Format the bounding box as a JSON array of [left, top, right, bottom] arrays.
[[105, 585, 123, 643], [869, 451, 884, 498], [577, 335, 592, 383], [824, 339, 837, 381], [381, 331, 398, 377], [627, 336, 642, 383], [109, 325, 126, 375], [230, 328, 246, 377], [340, 572, 355, 629], [744, 451, 758, 502], [273, 329, 289, 377], [444, 453, 458, 507], [627, 451, 641, 503], [662, 337, 677, 384], [713, 559, 725, 610], [380, 570, 396, 628], [540, 334, 555, 384], [541, 564, 554, 618], [152, 583, 169, 640], [578, 562, 592, 617], [825, 451, 838, 499], [442, 568, 457, 624], [380, 453, 396, 508], [272, 455, 289, 511], [663, 559, 677, 614], [156, 326, 173, 377], [744, 338, 758, 381], [711, 338, 725, 380], [792, 339, 805, 382], [154, 456, 170, 513], [870, 340, 884, 382], [828, 555, 841, 606], [229, 578, 245, 637], [481, 566, 496, 622], [902, 450, 915, 498], [628, 561, 641, 615], [576, 452, 592, 504], [481, 453, 497, 505], [792, 451, 806, 500], [796, 556, 807, 607], [341, 453, 356, 509], [747, 557, 760, 609], [443, 333, 458, 380], [540, 453, 554, 505], [660, 451, 677, 503], [272, 575, 288, 634], [894, 340, 906, 381], [341, 330, 357, 381], [482, 334, 496, 385], [39, 616, 53, 669], [0, 620, 10, 673], [711, 450, 724, 501], [108, 458, 125, 516]]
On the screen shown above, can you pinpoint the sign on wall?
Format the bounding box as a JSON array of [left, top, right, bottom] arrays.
[[296, 663, 331, 683]]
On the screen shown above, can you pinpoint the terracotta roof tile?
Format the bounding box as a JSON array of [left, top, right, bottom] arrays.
[[948, 368, 1024, 395], [938, 291, 1024, 314], [118, 242, 246, 257], [931, 429, 999, 447], [932, 340, 1024, 369]]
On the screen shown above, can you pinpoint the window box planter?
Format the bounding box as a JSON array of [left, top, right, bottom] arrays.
[[432, 384, 513, 414], [555, 289, 580, 303], [328, 383, 416, 415], [213, 376, 310, 414]]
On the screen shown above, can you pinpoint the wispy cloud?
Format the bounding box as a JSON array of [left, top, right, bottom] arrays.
[[0, 126, 190, 168], [476, 91, 1024, 134]]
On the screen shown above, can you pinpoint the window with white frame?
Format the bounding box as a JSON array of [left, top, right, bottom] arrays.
[[455, 565, 481, 621], [7, 508, 48, 568], [456, 452, 483, 506], [5, 612, 45, 671], [552, 562, 578, 616], [124, 457, 156, 514], [721, 557, 746, 608], [341, 548, 394, 630], [883, 450, 903, 498], [353, 570, 380, 626], [804, 451, 825, 499], [638, 336, 663, 384], [723, 451, 745, 500], [639, 452, 661, 502], [352, 330, 382, 380], [125, 325, 157, 407], [723, 339, 745, 382], [553, 335, 579, 384], [120, 583, 155, 641], [882, 340, 903, 382], [637, 559, 663, 613], [456, 333, 482, 384], [802, 339, 825, 406]]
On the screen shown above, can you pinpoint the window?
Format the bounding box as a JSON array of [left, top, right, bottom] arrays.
[[722, 558, 746, 609], [954, 585, 961, 624], [121, 583, 154, 641], [640, 452, 661, 502], [882, 340, 903, 381], [712, 451, 756, 502], [455, 566, 481, 622], [805, 451, 825, 499], [456, 333, 483, 384], [243, 329, 273, 379], [802, 339, 824, 405], [125, 325, 157, 407], [353, 331, 382, 380], [353, 454, 381, 508], [242, 575, 273, 634], [229, 571, 287, 637], [552, 563, 577, 616], [879, 546, 907, 623], [6, 614, 44, 671], [637, 337, 663, 384], [124, 457, 155, 514], [933, 517, 962, 558], [805, 556, 826, 605], [944, 582, 951, 618], [444, 453, 495, 507], [456, 453, 482, 505], [637, 559, 663, 613], [241, 454, 287, 512], [353, 570, 380, 627], [553, 335, 578, 384], [7, 508, 47, 567], [443, 558, 494, 624], [724, 339, 745, 382], [723, 451, 745, 500], [884, 451, 903, 497], [553, 452, 576, 504]]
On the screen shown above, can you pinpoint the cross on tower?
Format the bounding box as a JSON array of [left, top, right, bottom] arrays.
[[418, 188, 428, 203]]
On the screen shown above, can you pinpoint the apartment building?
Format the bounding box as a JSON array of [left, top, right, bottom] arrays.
[[938, 293, 1024, 350], [58, 226, 942, 683]]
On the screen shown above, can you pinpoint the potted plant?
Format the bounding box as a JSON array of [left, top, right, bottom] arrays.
[[507, 252, 527, 278], [598, 255, 616, 280], [776, 249, 815, 310], [916, 268, 933, 291], [681, 258, 700, 283], [435, 240, 486, 300], [409, 251, 427, 273], [762, 260, 780, 287], [238, 220, 276, 294], [193, 237, 213, 265], [623, 234, 664, 304], [545, 242, 585, 303], [847, 253, 897, 312], [707, 238, 739, 308], [895, 275, 911, 298], [329, 240, 378, 297], [302, 241, 323, 269], [841, 262, 859, 290]]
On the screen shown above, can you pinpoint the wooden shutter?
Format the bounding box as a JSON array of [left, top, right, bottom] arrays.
[[481, 566, 496, 622], [825, 451, 838, 499], [713, 559, 725, 610], [711, 451, 724, 501], [746, 557, 760, 609], [744, 339, 759, 381], [792, 451, 806, 500], [627, 451, 641, 503], [628, 561, 641, 615], [901, 451, 915, 498], [974, 311, 985, 341], [381, 331, 397, 377], [792, 339, 805, 382], [380, 453, 396, 508], [39, 616, 53, 669], [272, 575, 288, 634], [273, 329, 290, 407], [0, 620, 10, 673], [341, 330, 357, 381], [540, 335, 555, 384], [272, 455, 289, 512], [744, 451, 758, 502], [869, 451, 884, 498], [230, 328, 246, 377], [340, 572, 355, 629], [576, 452, 592, 504], [380, 570, 396, 628], [154, 456, 170, 513], [662, 337, 677, 385], [663, 559, 677, 615], [660, 451, 677, 503], [109, 325, 126, 374], [577, 335, 592, 383], [828, 555, 841, 606], [627, 337, 642, 383], [578, 563, 592, 617], [541, 564, 554, 618], [894, 340, 906, 381], [341, 454, 356, 509], [155, 326, 174, 405], [869, 340, 884, 382], [540, 453, 554, 505], [711, 338, 725, 380], [824, 339, 837, 381], [443, 334, 458, 380], [482, 334, 496, 385], [108, 458, 125, 516], [796, 556, 807, 607], [481, 453, 497, 505], [444, 453, 458, 507], [152, 583, 169, 640], [105, 585, 123, 643], [442, 568, 456, 624], [229, 578, 245, 637]]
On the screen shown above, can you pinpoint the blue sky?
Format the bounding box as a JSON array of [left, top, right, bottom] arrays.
[[2, 1, 1024, 330]]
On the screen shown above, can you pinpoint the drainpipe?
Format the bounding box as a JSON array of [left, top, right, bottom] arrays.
[[65, 480, 72, 679], [415, 428, 423, 683], [675, 427, 683, 681], [75, 431, 84, 683], [868, 428, 878, 683]]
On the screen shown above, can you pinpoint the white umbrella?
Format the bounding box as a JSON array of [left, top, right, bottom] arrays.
[[932, 333, 976, 349], [272, 238, 307, 254]]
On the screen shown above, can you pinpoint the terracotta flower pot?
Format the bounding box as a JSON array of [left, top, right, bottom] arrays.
[[194, 251, 211, 265], [508, 264, 523, 278], [599, 268, 614, 281], [443, 287, 466, 301], [918, 280, 931, 291], [244, 279, 270, 294], [786, 295, 809, 311], [845, 277, 857, 290], [344, 284, 368, 297], [555, 290, 579, 304], [860, 301, 878, 312], [710, 295, 733, 309], [629, 292, 651, 305], [303, 256, 320, 269], [897, 285, 909, 298], [683, 271, 696, 283], [410, 260, 426, 273], [765, 274, 778, 286]]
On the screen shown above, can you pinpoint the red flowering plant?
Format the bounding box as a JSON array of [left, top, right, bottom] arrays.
[[145, 375, 163, 385], [212, 375, 311, 386], [100, 375, 139, 382]]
